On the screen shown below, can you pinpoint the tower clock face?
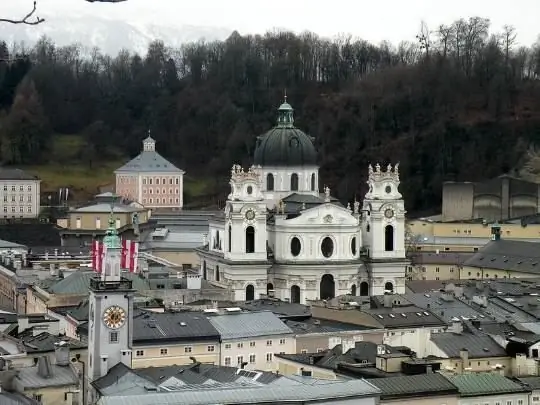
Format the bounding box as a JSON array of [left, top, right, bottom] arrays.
[[103, 305, 127, 330], [245, 209, 255, 220], [384, 209, 394, 219]]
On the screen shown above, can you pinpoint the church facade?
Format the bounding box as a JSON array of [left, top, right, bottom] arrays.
[[196, 100, 408, 304]]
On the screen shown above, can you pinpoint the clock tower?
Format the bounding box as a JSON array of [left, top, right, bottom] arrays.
[[87, 214, 135, 400]]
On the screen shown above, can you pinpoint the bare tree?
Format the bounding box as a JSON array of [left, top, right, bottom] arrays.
[[0, 1, 44, 25], [416, 21, 432, 58], [501, 25, 517, 66], [0, 0, 128, 26]]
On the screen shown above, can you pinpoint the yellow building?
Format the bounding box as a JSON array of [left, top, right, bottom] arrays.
[[56, 194, 153, 248], [407, 218, 540, 253]]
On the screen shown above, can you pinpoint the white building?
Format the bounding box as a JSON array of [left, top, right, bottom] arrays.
[[197, 100, 409, 303], [0, 169, 41, 218], [206, 310, 295, 372]]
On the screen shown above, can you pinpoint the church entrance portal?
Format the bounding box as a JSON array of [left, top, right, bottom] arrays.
[[360, 282, 369, 296], [320, 274, 335, 300], [290, 285, 301, 303], [246, 284, 255, 301]]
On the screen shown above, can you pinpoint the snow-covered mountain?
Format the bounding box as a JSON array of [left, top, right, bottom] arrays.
[[0, 14, 233, 56]]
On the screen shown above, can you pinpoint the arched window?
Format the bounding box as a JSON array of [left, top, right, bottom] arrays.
[[228, 225, 232, 252], [385, 225, 394, 251], [351, 284, 357, 296], [245, 226, 255, 253], [202, 261, 207, 280], [267, 173, 274, 191], [320, 274, 335, 300], [291, 173, 299, 191], [246, 284, 255, 301], [351, 237, 357, 256], [215, 265, 220, 282], [310, 173, 316, 191], [385, 282, 394, 293]]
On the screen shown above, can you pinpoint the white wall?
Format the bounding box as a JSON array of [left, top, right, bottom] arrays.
[[221, 334, 296, 371]]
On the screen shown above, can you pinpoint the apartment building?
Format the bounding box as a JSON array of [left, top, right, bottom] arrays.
[[0, 169, 40, 218]]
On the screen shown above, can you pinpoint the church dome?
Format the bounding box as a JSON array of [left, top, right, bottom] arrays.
[[253, 100, 317, 167]]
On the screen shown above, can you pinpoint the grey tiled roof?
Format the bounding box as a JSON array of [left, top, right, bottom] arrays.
[[208, 311, 293, 340], [22, 332, 87, 353], [364, 306, 446, 328], [115, 150, 184, 174], [367, 373, 458, 399], [401, 292, 491, 324], [15, 364, 79, 388], [411, 252, 474, 265], [40, 271, 150, 295], [517, 376, 540, 390], [133, 310, 220, 343], [430, 332, 508, 358], [73, 203, 141, 213], [0, 168, 38, 180], [464, 239, 540, 274], [0, 392, 40, 405], [96, 377, 380, 405]]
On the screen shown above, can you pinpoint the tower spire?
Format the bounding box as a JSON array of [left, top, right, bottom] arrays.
[[276, 96, 294, 128], [103, 195, 121, 249]]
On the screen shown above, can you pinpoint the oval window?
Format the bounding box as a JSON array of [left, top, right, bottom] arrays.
[[290, 237, 301, 257], [247, 186, 253, 194], [385, 185, 392, 194], [321, 237, 334, 258], [351, 237, 357, 256]]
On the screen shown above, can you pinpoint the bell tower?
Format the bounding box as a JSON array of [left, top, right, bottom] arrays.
[[224, 164, 268, 262], [87, 213, 134, 401], [362, 163, 408, 296]]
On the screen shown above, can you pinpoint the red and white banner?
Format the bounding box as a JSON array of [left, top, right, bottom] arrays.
[[121, 239, 139, 273], [91, 240, 106, 274], [91, 239, 139, 274]]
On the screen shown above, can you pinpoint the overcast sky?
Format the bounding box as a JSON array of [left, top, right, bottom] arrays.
[[5, 0, 540, 46]]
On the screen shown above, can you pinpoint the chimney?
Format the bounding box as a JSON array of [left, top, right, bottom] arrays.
[[100, 355, 109, 378], [37, 356, 53, 379], [54, 341, 70, 366], [383, 293, 393, 308], [450, 321, 463, 334], [459, 348, 469, 371]]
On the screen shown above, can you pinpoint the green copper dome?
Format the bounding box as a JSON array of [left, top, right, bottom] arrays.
[[253, 100, 317, 167]]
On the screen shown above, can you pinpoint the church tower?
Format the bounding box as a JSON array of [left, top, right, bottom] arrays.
[[223, 164, 269, 300], [361, 163, 408, 296], [87, 215, 135, 400]]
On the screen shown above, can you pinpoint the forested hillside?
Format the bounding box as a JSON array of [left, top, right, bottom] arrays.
[[1, 17, 540, 213]]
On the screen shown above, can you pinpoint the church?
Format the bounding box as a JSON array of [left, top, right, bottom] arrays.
[[196, 99, 408, 304]]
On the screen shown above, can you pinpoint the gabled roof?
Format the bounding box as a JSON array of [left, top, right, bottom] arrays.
[[0, 392, 40, 405], [21, 332, 87, 353], [133, 310, 220, 343], [364, 306, 446, 328], [115, 150, 184, 174], [207, 311, 293, 340], [0, 168, 38, 181], [445, 373, 529, 397], [463, 239, 540, 274], [72, 203, 141, 213], [15, 362, 78, 389], [38, 271, 150, 295], [367, 373, 459, 399], [430, 332, 508, 358]]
